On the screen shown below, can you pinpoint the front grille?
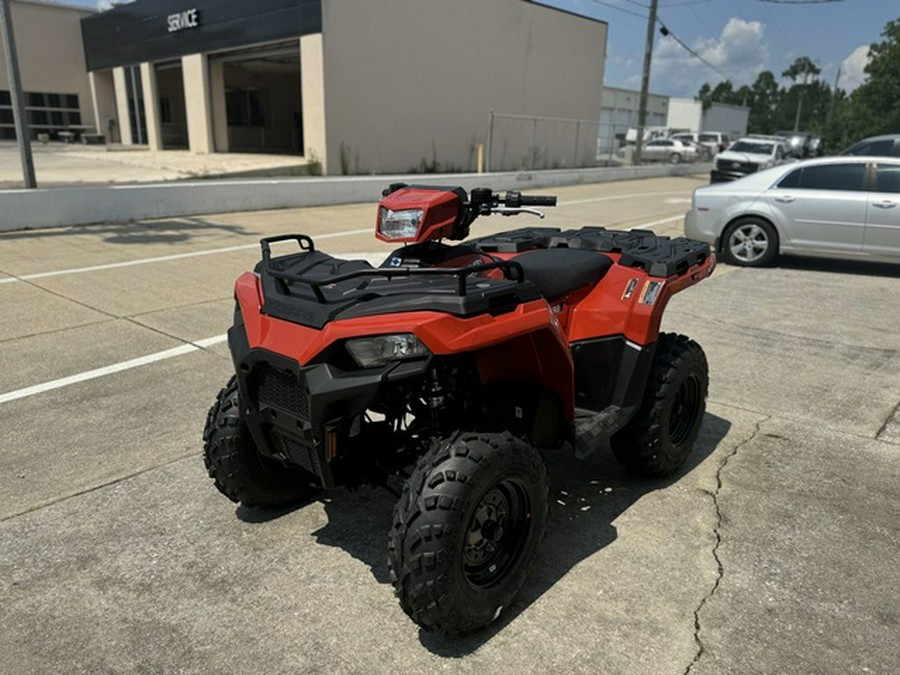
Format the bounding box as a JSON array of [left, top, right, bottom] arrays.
[[252, 363, 310, 419], [716, 159, 757, 174]]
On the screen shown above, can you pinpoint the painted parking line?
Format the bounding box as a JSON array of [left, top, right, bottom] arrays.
[[0, 213, 689, 405], [0, 228, 373, 285], [0, 335, 227, 405], [632, 214, 685, 230], [560, 190, 691, 206]]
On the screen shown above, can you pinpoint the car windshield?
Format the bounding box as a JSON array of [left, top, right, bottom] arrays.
[[729, 141, 773, 154]]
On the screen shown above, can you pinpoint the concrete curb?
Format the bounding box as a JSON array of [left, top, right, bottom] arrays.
[[0, 163, 711, 231]]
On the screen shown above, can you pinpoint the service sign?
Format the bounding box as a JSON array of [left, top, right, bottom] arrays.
[[167, 9, 200, 33]]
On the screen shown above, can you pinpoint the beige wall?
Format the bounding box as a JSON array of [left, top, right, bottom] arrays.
[[319, 0, 606, 174], [0, 0, 96, 132], [182, 53, 214, 154], [89, 70, 118, 142]]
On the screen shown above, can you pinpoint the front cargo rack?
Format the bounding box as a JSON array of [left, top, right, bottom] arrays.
[[260, 234, 527, 302]]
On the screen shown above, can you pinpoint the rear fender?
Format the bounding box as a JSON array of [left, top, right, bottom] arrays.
[[567, 253, 715, 346]]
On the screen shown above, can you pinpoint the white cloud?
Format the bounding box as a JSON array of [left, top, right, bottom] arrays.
[[838, 45, 870, 92], [97, 0, 133, 10], [651, 18, 769, 97]]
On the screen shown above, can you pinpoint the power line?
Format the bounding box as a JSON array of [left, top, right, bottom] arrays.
[[586, 0, 648, 20], [658, 22, 733, 80]]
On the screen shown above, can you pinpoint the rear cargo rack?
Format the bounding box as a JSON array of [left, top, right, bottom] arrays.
[[260, 235, 526, 303]]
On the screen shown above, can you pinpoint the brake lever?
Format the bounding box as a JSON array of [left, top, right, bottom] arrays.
[[491, 207, 545, 219]]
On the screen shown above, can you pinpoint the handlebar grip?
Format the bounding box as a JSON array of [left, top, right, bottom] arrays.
[[519, 195, 557, 207]]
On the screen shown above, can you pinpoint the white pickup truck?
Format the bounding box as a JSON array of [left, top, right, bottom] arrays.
[[711, 137, 789, 183]]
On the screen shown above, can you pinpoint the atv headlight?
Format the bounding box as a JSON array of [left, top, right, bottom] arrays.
[[378, 207, 423, 240], [345, 334, 430, 368]]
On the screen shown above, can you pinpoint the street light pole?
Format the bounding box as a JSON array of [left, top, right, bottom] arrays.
[[634, 0, 659, 166], [0, 0, 37, 189]]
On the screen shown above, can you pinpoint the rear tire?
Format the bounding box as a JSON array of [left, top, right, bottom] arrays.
[[611, 333, 708, 477], [670, 152, 682, 164], [720, 217, 778, 267], [203, 376, 316, 508], [388, 431, 548, 633]]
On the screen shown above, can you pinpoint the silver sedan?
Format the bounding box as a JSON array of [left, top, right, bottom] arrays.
[[641, 139, 699, 164], [684, 156, 900, 266]]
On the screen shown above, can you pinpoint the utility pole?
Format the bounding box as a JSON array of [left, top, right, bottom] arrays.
[[0, 0, 36, 188], [793, 72, 806, 132], [827, 65, 842, 126], [634, 0, 659, 166]]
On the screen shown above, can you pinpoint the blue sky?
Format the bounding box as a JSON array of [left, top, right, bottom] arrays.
[[77, 0, 898, 98], [540, 0, 900, 97]]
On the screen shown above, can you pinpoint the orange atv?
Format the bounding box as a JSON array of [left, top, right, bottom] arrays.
[[204, 184, 715, 633]]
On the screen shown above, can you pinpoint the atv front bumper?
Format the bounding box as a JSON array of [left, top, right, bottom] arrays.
[[228, 324, 428, 488]]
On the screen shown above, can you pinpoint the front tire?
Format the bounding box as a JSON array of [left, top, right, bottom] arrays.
[[720, 217, 778, 266], [388, 432, 548, 633], [611, 334, 708, 477], [203, 376, 316, 508], [670, 152, 682, 164]]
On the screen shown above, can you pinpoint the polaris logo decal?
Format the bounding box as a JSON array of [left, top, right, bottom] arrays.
[[167, 9, 200, 33]]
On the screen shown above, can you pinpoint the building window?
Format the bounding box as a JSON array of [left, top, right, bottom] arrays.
[[0, 89, 82, 140], [160, 96, 173, 124], [226, 88, 265, 127]]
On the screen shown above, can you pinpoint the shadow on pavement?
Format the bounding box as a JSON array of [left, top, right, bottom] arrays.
[[0, 217, 255, 245], [236, 411, 732, 656], [776, 256, 900, 279]]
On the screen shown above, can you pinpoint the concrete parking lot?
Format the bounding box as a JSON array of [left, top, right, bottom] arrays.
[[1, 176, 898, 674], [0, 142, 311, 189]]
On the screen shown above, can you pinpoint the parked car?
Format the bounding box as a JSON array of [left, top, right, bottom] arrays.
[[640, 138, 699, 163], [685, 156, 900, 266], [699, 131, 730, 154], [711, 137, 789, 183], [671, 132, 713, 160], [839, 134, 900, 157]]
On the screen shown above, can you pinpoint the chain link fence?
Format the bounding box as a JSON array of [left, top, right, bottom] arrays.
[[485, 112, 603, 172]]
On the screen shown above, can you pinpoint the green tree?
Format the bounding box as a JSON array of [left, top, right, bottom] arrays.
[[782, 57, 822, 131], [849, 17, 900, 138], [748, 71, 780, 133]]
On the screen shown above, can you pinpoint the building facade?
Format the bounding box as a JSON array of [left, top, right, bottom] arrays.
[[78, 0, 606, 174], [597, 85, 669, 155], [0, 0, 96, 141]]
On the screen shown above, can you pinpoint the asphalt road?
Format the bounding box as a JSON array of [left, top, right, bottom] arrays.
[[1, 176, 898, 674]]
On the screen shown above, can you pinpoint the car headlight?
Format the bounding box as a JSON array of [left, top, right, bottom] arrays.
[[378, 207, 423, 240], [345, 334, 430, 368]]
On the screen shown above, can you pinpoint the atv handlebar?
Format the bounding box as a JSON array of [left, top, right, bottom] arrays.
[[509, 193, 558, 208]]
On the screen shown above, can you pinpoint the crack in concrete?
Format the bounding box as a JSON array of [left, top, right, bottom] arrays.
[[875, 399, 900, 441], [684, 415, 770, 675]]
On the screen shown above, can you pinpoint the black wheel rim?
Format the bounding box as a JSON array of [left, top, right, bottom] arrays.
[[463, 480, 531, 588], [670, 375, 703, 447]]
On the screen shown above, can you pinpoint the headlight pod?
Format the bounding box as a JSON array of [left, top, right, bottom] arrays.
[[378, 207, 423, 240], [345, 334, 430, 368]]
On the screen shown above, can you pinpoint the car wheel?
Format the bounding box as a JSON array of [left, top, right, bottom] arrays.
[[720, 217, 778, 266], [669, 152, 682, 164]]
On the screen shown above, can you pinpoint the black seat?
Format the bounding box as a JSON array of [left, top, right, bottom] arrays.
[[514, 248, 613, 299]]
